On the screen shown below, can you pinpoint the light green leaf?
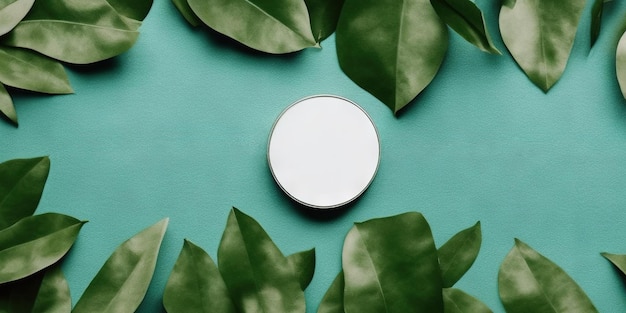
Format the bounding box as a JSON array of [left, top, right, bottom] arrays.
[[430, 0, 500, 54], [0, 213, 85, 284], [616, 30, 626, 99], [0, 156, 50, 230], [287, 248, 315, 290], [217, 208, 305, 313], [163, 239, 236, 313], [72, 218, 168, 313], [0, 83, 17, 125], [187, 0, 317, 53], [317, 271, 344, 313], [438, 221, 482, 288], [590, 0, 604, 48], [342, 212, 442, 313], [498, 239, 598, 313], [0, 265, 69, 313], [499, 0, 586, 92], [336, 0, 448, 114], [106, 0, 152, 21], [2, 0, 139, 64], [171, 0, 201, 27], [443, 288, 492, 313], [601, 252, 626, 275], [0, 0, 34, 36], [0, 46, 72, 94], [304, 0, 344, 42]]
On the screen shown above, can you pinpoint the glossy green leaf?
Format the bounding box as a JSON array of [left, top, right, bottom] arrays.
[[317, 271, 344, 313], [0, 0, 34, 36], [342, 212, 442, 313], [217, 208, 305, 313], [336, 0, 448, 114], [443, 288, 492, 313], [430, 0, 500, 54], [438, 221, 482, 288], [590, 0, 604, 48], [499, 0, 586, 92], [0, 213, 85, 283], [171, 0, 201, 27], [2, 0, 139, 64], [0, 156, 50, 230], [106, 0, 152, 21], [601, 252, 626, 275], [72, 218, 168, 313], [187, 0, 317, 53], [0, 265, 70, 313], [287, 248, 315, 290], [304, 0, 344, 42], [498, 239, 598, 313], [0, 83, 17, 125], [616, 31, 626, 99], [0, 46, 72, 94], [163, 239, 235, 313]]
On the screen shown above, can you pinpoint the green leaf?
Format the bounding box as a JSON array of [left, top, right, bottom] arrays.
[[0, 46, 73, 94], [317, 271, 344, 313], [342, 212, 442, 313], [616, 30, 626, 99], [498, 239, 598, 313], [0, 156, 50, 230], [443, 288, 492, 313], [590, 0, 604, 48], [336, 0, 448, 114], [499, 0, 586, 92], [106, 0, 152, 21], [430, 0, 500, 54], [0, 0, 34, 36], [287, 248, 315, 290], [438, 221, 482, 288], [0, 83, 17, 125], [304, 0, 345, 42], [72, 218, 168, 313], [171, 0, 201, 27], [163, 239, 236, 313], [217, 208, 305, 313], [0, 265, 69, 313], [0, 213, 85, 284], [187, 0, 317, 53], [601, 252, 626, 275], [2, 0, 139, 64]]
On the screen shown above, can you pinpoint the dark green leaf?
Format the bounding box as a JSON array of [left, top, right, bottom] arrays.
[[2, 0, 139, 64], [0, 83, 17, 125], [498, 239, 598, 313], [438, 221, 481, 288], [0, 0, 34, 36], [342, 212, 442, 312], [163, 239, 235, 313], [0, 213, 85, 283], [72, 218, 168, 313], [0, 156, 50, 230], [304, 0, 344, 42], [171, 0, 201, 27], [336, 0, 448, 114], [287, 248, 315, 290], [217, 208, 305, 313], [32, 265, 72, 313], [601, 252, 626, 275], [106, 0, 152, 21], [590, 0, 604, 48], [499, 0, 586, 92], [616, 31, 626, 99], [187, 0, 317, 53], [0, 46, 73, 94], [317, 271, 344, 313], [443, 288, 492, 313], [430, 0, 500, 54]]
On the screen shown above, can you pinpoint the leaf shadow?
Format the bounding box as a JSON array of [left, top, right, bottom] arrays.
[[606, 262, 626, 291], [65, 58, 121, 77]]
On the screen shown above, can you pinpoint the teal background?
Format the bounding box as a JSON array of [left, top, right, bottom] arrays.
[[3, 0, 626, 311]]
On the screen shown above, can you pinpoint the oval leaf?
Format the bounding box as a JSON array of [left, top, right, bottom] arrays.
[[106, 0, 152, 21], [72, 218, 168, 313], [187, 0, 317, 53], [499, 0, 586, 92], [32, 265, 72, 313], [317, 271, 344, 313], [2, 0, 139, 64], [0, 46, 72, 94], [163, 239, 236, 313], [217, 208, 305, 313], [616, 31, 626, 99], [498, 239, 598, 313], [0, 0, 35, 36], [0, 213, 84, 283], [0, 83, 17, 125], [443, 288, 492, 313], [287, 248, 316, 290], [171, 0, 201, 27], [0, 156, 50, 230], [430, 0, 501, 54], [601, 252, 626, 276], [336, 0, 448, 114], [438, 221, 482, 288], [590, 0, 604, 48], [342, 212, 442, 313], [304, 0, 344, 42]]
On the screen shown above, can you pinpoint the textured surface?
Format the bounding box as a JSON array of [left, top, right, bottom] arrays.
[[2, 0, 626, 311]]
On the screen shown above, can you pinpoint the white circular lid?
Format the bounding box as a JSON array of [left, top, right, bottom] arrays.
[[268, 95, 380, 209]]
